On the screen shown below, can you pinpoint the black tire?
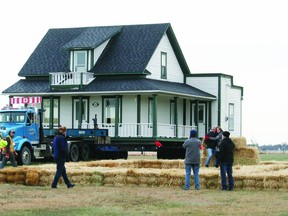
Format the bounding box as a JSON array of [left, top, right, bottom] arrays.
[[18, 146, 32, 165], [80, 144, 90, 161], [119, 151, 128, 159], [69, 143, 79, 162]]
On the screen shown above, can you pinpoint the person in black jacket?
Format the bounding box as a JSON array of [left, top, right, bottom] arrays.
[[217, 131, 235, 191], [51, 126, 75, 189], [204, 127, 218, 167]]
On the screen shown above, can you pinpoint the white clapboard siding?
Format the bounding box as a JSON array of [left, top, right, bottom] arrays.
[[220, 77, 242, 136], [146, 33, 184, 83], [94, 39, 110, 64], [186, 76, 219, 127]]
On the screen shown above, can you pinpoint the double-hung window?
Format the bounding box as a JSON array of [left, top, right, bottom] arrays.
[[161, 52, 167, 79]]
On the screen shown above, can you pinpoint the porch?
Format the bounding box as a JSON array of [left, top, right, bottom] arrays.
[[81, 122, 196, 138], [42, 122, 196, 138]]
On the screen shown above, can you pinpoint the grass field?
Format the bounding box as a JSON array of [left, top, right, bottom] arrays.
[[259, 153, 288, 161], [0, 184, 288, 216], [1, 153, 288, 216]]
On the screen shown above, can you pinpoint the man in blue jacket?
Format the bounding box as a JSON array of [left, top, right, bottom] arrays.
[[51, 126, 75, 189]]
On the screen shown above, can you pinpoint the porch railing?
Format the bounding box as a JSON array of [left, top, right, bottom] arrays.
[[50, 72, 95, 86], [80, 122, 196, 138], [43, 122, 196, 138]]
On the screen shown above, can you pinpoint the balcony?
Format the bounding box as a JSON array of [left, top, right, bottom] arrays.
[[49, 72, 95, 90]]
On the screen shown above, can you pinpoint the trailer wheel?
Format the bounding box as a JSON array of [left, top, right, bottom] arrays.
[[80, 144, 90, 161], [18, 146, 32, 165], [69, 143, 79, 162]]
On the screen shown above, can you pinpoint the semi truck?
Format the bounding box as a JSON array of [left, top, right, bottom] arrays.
[[0, 107, 171, 165]]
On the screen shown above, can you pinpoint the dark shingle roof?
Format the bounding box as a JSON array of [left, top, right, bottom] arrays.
[[3, 77, 216, 99], [90, 24, 169, 74], [62, 26, 122, 49], [18, 23, 184, 77]]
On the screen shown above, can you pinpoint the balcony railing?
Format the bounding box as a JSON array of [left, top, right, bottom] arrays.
[[49, 72, 95, 89]]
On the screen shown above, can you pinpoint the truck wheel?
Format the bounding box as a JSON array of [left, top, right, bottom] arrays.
[[80, 144, 90, 161], [18, 146, 32, 165], [69, 143, 79, 162]]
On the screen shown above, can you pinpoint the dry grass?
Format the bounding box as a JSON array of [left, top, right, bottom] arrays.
[[0, 184, 287, 216]]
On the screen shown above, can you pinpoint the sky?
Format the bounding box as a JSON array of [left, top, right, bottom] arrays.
[[1, 0, 288, 145]]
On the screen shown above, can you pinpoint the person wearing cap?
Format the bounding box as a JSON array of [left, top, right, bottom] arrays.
[[0, 130, 18, 169], [51, 126, 75, 189], [217, 131, 235, 191], [182, 129, 202, 190]]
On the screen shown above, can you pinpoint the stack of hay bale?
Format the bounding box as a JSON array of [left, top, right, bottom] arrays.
[[201, 137, 259, 166]]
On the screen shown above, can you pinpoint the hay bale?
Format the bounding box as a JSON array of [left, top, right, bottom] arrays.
[[25, 170, 40, 186], [114, 173, 127, 186], [234, 176, 244, 189], [4, 168, 25, 184], [0, 172, 7, 183], [231, 137, 247, 149], [38, 170, 54, 186], [234, 147, 259, 165], [91, 172, 104, 186]]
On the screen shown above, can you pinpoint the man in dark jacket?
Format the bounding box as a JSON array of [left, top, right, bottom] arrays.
[[218, 131, 235, 191], [51, 126, 75, 189], [182, 130, 201, 190], [204, 127, 218, 167]]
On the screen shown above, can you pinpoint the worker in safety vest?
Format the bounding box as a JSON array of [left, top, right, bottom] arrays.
[[0, 130, 18, 169]]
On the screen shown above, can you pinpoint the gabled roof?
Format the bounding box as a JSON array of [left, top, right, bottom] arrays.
[[3, 77, 216, 99], [18, 23, 191, 77]]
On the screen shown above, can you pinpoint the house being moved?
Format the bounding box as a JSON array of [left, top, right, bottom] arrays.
[[2, 23, 243, 159]]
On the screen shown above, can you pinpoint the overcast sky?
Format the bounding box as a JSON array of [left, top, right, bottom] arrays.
[[1, 0, 287, 145]]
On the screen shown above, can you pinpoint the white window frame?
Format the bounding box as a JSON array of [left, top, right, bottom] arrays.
[[161, 52, 167, 79], [228, 103, 234, 131]]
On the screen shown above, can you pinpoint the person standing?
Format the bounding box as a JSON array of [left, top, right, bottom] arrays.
[[182, 130, 201, 190], [204, 127, 218, 167], [218, 131, 235, 191], [51, 126, 75, 189], [0, 130, 18, 169], [208, 126, 223, 167]]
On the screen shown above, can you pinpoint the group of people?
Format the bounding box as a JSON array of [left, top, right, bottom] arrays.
[[0, 126, 75, 189], [182, 127, 235, 191]]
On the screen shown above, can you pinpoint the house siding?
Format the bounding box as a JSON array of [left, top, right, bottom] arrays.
[[122, 95, 138, 123], [94, 40, 110, 65], [146, 34, 183, 83], [220, 77, 242, 136], [186, 76, 219, 128]]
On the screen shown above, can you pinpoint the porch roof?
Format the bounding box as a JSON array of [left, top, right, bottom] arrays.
[[3, 77, 216, 100]]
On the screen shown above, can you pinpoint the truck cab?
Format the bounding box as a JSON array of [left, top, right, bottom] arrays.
[[0, 107, 51, 165]]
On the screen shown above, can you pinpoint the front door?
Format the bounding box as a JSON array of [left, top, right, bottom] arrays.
[[192, 103, 206, 137], [73, 99, 88, 128]]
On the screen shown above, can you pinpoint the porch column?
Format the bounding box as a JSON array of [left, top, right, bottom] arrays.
[[115, 95, 120, 137], [49, 96, 54, 134], [137, 95, 141, 136], [182, 99, 186, 126], [152, 94, 158, 138], [78, 96, 83, 129], [49, 96, 54, 130], [8, 96, 12, 108], [195, 100, 199, 138], [208, 101, 212, 131], [174, 97, 178, 138]]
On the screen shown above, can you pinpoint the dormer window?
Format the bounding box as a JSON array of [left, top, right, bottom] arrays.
[[161, 52, 167, 79], [70, 50, 93, 72]]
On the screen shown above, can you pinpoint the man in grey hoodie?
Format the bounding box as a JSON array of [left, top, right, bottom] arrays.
[[182, 130, 202, 190]]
